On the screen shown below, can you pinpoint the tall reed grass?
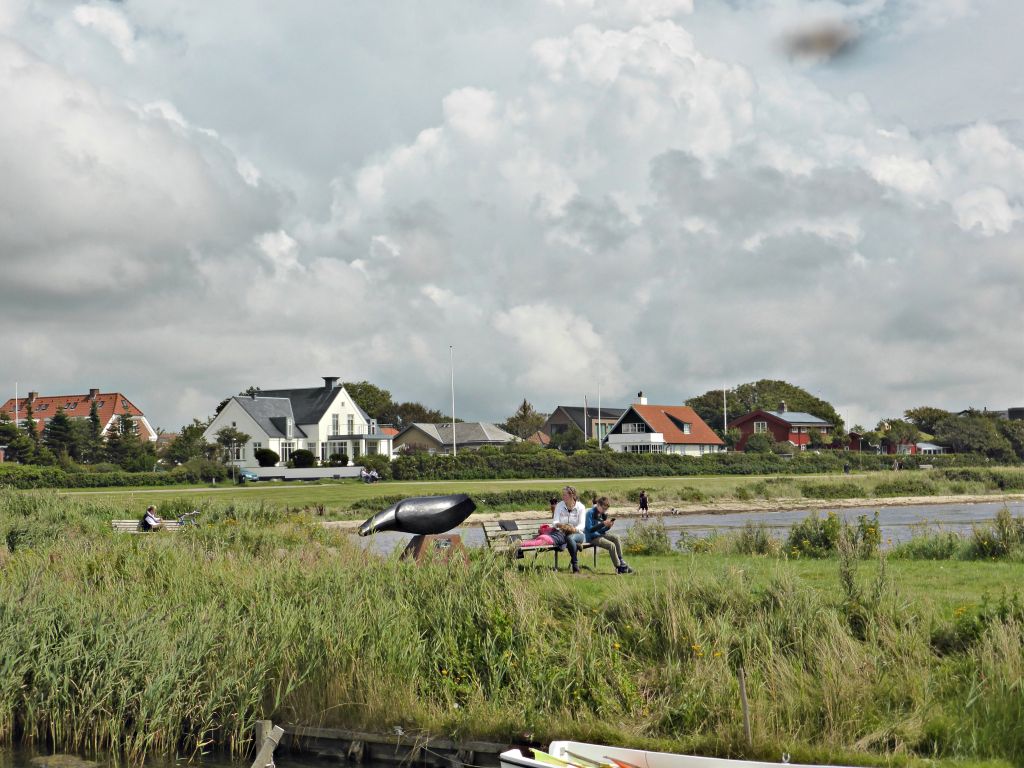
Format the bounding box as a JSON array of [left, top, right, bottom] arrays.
[[1, 490, 1022, 764]]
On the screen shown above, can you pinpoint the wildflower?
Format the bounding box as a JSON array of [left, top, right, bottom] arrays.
[[713, 650, 723, 658], [613, 642, 621, 650], [441, 669, 448, 676]]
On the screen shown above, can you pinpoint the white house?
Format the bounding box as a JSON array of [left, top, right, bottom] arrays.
[[604, 392, 726, 456], [203, 377, 393, 467]]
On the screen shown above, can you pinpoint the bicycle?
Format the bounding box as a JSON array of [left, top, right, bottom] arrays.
[[176, 510, 201, 528]]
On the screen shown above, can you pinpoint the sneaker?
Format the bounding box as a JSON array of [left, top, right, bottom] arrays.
[[571, 564, 581, 574], [617, 565, 634, 574]]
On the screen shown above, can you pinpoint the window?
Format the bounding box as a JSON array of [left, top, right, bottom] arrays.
[[332, 414, 339, 434], [352, 443, 361, 460], [347, 415, 354, 434], [754, 421, 768, 433], [366, 442, 378, 455], [253, 442, 262, 450], [682, 423, 691, 434], [36, 403, 49, 411], [623, 422, 647, 434], [307, 442, 316, 451], [286, 419, 293, 439], [624, 444, 664, 453], [231, 444, 245, 461], [280, 442, 295, 462]]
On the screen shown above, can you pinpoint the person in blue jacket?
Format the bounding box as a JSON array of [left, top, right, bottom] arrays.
[[585, 496, 633, 574]]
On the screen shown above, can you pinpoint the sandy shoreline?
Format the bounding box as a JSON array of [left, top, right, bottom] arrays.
[[323, 492, 1024, 530]]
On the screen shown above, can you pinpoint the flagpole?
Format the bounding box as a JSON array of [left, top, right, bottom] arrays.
[[598, 384, 602, 449], [723, 386, 728, 449], [450, 346, 456, 457]]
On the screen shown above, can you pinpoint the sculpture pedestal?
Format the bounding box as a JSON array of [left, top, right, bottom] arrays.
[[401, 534, 468, 565]]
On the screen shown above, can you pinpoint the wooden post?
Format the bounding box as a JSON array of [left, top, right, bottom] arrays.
[[251, 723, 285, 768], [738, 666, 752, 749]]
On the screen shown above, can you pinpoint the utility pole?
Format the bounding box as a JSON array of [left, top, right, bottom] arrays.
[[449, 345, 456, 457]]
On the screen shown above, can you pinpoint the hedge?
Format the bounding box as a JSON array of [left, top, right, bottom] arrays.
[[389, 448, 997, 482], [0, 464, 197, 490]]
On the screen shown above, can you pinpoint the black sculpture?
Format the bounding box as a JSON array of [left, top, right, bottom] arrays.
[[357, 494, 477, 537]]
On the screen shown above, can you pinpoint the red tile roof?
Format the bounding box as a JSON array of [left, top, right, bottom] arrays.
[[0, 392, 154, 439], [526, 430, 551, 446], [381, 427, 399, 436], [631, 405, 724, 445]]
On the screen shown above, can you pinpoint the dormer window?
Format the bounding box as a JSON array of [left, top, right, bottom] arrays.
[[682, 423, 691, 434], [286, 419, 293, 438]]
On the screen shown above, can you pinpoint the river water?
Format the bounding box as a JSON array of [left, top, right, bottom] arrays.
[[353, 499, 1024, 554]]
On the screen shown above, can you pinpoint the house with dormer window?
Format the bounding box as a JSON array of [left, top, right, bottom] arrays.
[[729, 401, 833, 451], [203, 377, 393, 467], [604, 393, 725, 455], [1, 389, 157, 441]]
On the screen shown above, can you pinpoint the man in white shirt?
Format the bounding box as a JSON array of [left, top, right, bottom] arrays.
[[551, 485, 587, 573], [141, 505, 164, 531]]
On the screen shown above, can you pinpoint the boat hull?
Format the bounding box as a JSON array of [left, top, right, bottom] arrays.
[[500, 741, 850, 768]]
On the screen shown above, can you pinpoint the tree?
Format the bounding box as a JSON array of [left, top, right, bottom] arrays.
[[934, 415, 1014, 459], [549, 428, 585, 453], [215, 386, 261, 416], [0, 411, 34, 464], [43, 406, 76, 459], [215, 426, 251, 481], [904, 406, 952, 435], [687, 379, 844, 434], [997, 420, 1024, 460], [379, 401, 451, 429], [163, 420, 212, 465], [105, 412, 156, 471], [23, 402, 38, 446], [743, 432, 776, 453], [876, 418, 920, 450], [342, 381, 393, 419], [500, 399, 547, 439], [78, 399, 105, 463]]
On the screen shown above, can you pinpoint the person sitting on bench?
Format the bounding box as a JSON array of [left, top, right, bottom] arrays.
[[140, 505, 164, 531]]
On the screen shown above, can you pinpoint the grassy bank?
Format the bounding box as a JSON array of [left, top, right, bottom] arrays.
[[1, 491, 1023, 766], [48, 467, 1024, 518]]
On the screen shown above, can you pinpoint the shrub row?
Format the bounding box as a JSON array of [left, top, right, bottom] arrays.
[[0, 460, 227, 489], [390, 447, 994, 481]]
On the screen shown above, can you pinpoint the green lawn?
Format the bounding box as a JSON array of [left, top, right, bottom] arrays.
[[52, 471, 915, 513], [514, 549, 1020, 618]]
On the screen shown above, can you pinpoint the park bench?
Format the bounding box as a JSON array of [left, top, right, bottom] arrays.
[[481, 517, 599, 570], [111, 519, 184, 534]]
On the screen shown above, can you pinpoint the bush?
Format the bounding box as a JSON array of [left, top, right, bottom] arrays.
[[786, 511, 842, 558], [873, 476, 937, 497], [623, 519, 671, 556], [169, 458, 227, 483], [359, 454, 393, 480], [291, 449, 317, 468], [327, 452, 349, 467], [734, 521, 781, 556], [964, 507, 1024, 560], [890, 530, 963, 560], [798, 481, 863, 499], [254, 448, 279, 467]]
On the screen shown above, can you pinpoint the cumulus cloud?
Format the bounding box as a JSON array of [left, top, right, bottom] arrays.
[[72, 4, 137, 62], [1, 0, 1021, 430]]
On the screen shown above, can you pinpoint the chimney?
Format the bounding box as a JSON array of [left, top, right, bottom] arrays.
[[27, 392, 37, 404], [89, 388, 100, 400], [635, 391, 647, 406], [322, 376, 340, 389], [779, 400, 787, 413]]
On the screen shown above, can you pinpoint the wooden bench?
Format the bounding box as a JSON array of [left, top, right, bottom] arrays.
[[111, 519, 184, 534], [481, 518, 599, 570]]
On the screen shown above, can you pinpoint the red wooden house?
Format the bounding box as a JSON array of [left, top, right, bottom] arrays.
[[729, 400, 833, 451]]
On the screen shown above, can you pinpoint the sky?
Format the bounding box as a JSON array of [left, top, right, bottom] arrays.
[[1, 0, 1022, 432]]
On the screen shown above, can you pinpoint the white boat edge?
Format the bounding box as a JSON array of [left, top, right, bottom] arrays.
[[499, 740, 853, 768]]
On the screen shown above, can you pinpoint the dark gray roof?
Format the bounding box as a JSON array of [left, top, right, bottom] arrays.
[[257, 385, 371, 425], [552, 405, 626, 435], [399, 422, 517, 445], [765, 410, 831, 426], [234, 396, 307, 438]]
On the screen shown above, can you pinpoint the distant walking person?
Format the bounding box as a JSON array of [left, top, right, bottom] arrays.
[[638, 490, 649, 519]]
